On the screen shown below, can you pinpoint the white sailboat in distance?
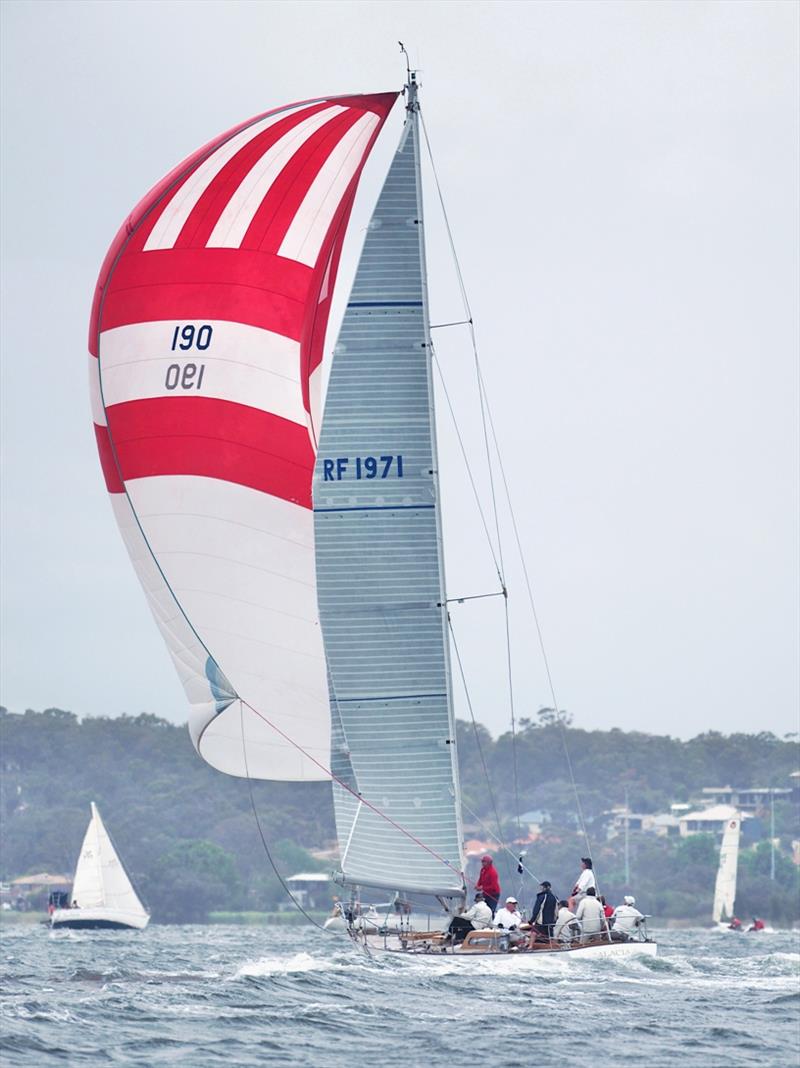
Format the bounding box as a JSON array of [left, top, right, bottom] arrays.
[[51, 803, 149, 931], [712, 814, 741, 930], [89, 63, 655, 961]]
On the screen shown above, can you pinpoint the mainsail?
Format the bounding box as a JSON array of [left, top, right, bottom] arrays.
[[712, 816, 741, 923], [71, 803, 148, 920], [90, 93, 397, 781], [312, 81, 465, 898]]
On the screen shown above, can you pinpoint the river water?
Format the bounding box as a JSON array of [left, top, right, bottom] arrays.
[[2, 924, 798, 1066]]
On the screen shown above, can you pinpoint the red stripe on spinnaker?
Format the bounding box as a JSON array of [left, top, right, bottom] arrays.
[[174, 102, 338, 250], [100, 249, 311, 337], [297, 98, 394, 420], [94, 423, 124, 494], [105, 397, 315, 507], [243, 109, 365, 253]]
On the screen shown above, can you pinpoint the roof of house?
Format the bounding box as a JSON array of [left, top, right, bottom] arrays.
[[680, 804, 750, 822], [10, 873, 71, 886]]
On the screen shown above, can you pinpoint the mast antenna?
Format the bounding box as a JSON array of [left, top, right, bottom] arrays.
[[399, 40, 412, 78], [399, 41, 419, 110]]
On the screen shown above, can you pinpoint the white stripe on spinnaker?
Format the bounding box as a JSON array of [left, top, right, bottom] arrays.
[[115, 476, 330, 781], [99, 320, 308, 427], [278, 112, 379, 267], [143, 102, 311, 252], [207, 106, 347, 249], [88, 354, 106, 427]]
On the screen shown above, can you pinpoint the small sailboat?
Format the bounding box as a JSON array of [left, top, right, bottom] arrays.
[[90, 67, 654, 960], [51, 803, 149, 931], [712, 815, 741, 930]]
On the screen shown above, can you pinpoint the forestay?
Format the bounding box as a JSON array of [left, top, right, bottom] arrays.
[[712, 816, 741, 923], [90, 93, 397, 781], [313, 89, 465, 898], [71, 803, 148, 919]]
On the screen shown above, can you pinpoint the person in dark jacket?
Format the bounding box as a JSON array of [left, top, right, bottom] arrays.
[[530, 880, 558, 941], [476, 855, 501, 915]]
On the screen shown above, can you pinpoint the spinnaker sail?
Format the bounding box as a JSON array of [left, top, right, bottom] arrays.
[[90, 93, 397, 782], [312, 81, 465, 898]]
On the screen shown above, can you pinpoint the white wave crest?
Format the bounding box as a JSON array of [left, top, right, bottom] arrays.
[[232, 952, 339, 978]]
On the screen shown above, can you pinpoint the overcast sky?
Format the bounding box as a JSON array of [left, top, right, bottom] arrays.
[[1, 0, 797, 740]]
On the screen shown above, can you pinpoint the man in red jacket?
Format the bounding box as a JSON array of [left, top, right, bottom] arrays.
[[476, 855, 501, 915]]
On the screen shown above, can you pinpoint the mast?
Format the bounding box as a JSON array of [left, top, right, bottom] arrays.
[[406, 69, 466, 880], [623, 787, 630, 885]]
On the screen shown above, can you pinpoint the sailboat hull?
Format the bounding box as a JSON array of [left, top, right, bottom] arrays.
[[50, 907, 149, 931], [359, 932, 657, 962]]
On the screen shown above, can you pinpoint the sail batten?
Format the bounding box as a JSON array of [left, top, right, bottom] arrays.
[[313, 98, 465, 897]]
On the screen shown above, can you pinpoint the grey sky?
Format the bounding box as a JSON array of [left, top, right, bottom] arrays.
[[1, 0, 797, 740]]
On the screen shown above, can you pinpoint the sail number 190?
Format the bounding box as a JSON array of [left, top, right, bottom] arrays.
[[165, 324, 212, 390]]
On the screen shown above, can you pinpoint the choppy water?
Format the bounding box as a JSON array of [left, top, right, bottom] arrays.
[[2, 924, 798, 1066]]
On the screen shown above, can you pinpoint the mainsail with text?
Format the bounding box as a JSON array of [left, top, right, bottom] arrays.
[[312, 88, 465, 898]]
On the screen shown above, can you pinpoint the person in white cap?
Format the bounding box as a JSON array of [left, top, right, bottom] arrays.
[[494, 896, 524, 930], [611, 895, 644, 937]]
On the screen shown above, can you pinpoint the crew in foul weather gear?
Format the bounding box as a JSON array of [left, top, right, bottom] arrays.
[[476, 855, 501, 915]]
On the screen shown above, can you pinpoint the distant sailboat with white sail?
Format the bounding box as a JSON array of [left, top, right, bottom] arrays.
[[712, 815, 741, 929], [51, 803, 149, 931]]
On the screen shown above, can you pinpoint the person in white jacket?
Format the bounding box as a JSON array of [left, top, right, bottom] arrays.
[[446, 892, 493, 943], [553, 900, 580, 942], [575, 887, 608, 940], [569, 857, 596, 909], [493, 897, 524, 930], [611, 895, 644, 938]]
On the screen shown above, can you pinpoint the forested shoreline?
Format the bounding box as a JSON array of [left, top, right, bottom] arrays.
[[2, 707, 798, 924]]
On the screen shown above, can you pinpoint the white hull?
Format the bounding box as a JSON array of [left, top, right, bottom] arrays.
[[324, 910, 445, 934], [361, 933, 657, 962], [51, 907, 149, 931]]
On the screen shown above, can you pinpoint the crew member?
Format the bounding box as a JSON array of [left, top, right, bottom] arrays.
[[569, 857, 596, 910], [530, 880, 558, 940], [611, 895, 644, 938], [553, 900, 580, 942], [575, 887, 607, 940], [476, 855, 501, 915], [446, 891, 493, 943], [494, 896, 524, 930]]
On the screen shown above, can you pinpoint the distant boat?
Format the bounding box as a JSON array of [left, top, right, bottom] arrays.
[[712, 815, 741, 930], [50, 803, 149, 931]]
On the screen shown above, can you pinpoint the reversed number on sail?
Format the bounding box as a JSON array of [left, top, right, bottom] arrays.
[[165, 363, 205, 390], [322, 456, 404, 480]]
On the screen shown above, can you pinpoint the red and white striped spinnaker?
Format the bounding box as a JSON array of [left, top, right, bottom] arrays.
[[89, 92, 398, 781]]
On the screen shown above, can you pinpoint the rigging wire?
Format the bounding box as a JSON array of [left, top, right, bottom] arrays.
[[239, 698, 464, 883], [476, 366, 595, 865], [420, 104, 594, 871], [421, 107, 523, 843], [458, 795, 541, 886], [238, 704, 331, 934], [432, 347, 503, 585], [448, 616, 504, 847]]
